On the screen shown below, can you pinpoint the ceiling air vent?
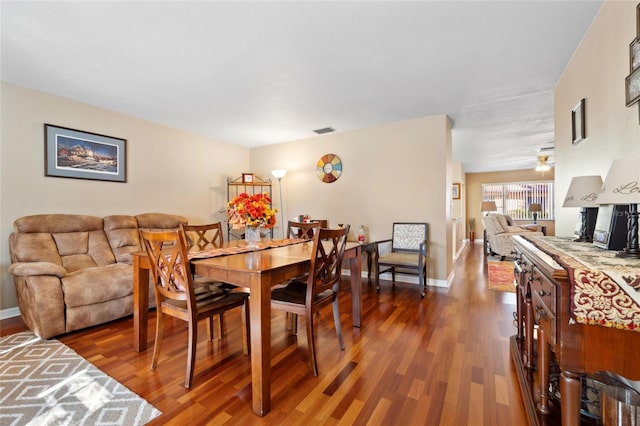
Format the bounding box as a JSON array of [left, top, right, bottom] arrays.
[[313, 127, 335, 135], [539, 146, 554, 152]]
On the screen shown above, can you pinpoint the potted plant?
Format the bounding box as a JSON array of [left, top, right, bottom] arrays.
[[468, 217, 476, 243]]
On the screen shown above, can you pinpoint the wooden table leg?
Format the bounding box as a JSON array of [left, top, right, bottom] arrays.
[[249, 273, 272, 416], [560, 369, 582, 426], [536, 327, 551, 415], [133, 255, 149, 352], [348, 246, 363, 328], [524, 290, 535, 369]]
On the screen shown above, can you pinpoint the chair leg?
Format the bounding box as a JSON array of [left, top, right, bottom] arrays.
[[419, 266, 426, 298], [185, 319, 198, 388], [242, 299, 251, 356], [151, 310, 165, 370], [206, 316, 214, 341], [218, 312, 225, 339], [332, 296, 345, 351], [306, 308, 318, 377]]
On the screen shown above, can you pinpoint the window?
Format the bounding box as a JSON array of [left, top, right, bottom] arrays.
[[482, 182, 554, 221]]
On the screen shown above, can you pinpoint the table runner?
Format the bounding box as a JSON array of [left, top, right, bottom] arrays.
[[524, 236, 640, 332], [187, 238, 307, 259]]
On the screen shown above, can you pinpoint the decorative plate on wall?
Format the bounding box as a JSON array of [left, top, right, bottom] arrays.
[[316, 153, 342, 183]]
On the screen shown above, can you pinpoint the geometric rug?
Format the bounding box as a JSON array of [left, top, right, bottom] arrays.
[[0, 332, 161, 425], [487, 260, 516, 292]]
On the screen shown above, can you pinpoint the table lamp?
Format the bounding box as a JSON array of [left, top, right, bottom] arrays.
[[481, 201, 497, 216], [562, 175, 602, 242], [597, 158, 640, 258], [528, 203, 542, 224], [271, 169, 287, 239]]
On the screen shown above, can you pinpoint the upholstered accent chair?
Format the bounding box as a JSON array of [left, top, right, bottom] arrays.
[[376, 222, 429, 298], [481, 213, 543, 260]]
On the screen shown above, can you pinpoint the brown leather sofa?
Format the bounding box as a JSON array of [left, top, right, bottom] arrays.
[[8, 213, 188, 339]]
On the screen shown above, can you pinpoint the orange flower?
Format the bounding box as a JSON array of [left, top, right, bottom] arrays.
[[227, 192, 277, 229]]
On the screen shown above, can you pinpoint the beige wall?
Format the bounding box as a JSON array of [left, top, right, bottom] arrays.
[[466, 169, 556, 238], [0, 84, 454, 313], [0, 82, 250, 311], [250, 115, 454, 284], [554, 0, 640, 235]]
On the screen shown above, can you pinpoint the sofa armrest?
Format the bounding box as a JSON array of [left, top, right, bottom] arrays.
[[8, 262, 67, 278], [12, 274, 66, 339]]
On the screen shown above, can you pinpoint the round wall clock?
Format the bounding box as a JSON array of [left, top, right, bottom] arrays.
[[316, 153, 342, 183]]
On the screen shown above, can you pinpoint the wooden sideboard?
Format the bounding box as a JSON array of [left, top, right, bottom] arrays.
[[511, 236, 640, 426]]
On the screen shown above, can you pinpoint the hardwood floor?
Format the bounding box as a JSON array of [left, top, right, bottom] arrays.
[[1, 243, 529, 425]]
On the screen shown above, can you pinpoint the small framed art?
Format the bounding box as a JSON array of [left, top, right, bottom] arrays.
[[452, 183, 461, 200], [626, 68, 640, 107], [242, 173, 254, 183], [571, 98, 586, 145], [631, 38, 640, 73], [45, 124, 127, 182]]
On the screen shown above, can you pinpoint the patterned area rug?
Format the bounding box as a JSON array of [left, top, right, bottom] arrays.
[[0, 332, 161, 425], [487, 260, 516, 292]]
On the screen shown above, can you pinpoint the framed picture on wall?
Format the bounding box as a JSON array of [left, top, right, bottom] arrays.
[[631, 38, 640, 73], [452, 183, 461, 200], [44, 124, 127, 182], [571, 98, 586, 144], [626, 68, 640, 107]]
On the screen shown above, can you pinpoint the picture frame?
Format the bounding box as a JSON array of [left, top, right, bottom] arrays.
[[626, 67, 640, 107], [241, 173, 254, 183], [631, 38, 640, 73], [45, 124, 126, 182], [571, 98, 586, 145], [452, 183, 461, 200]]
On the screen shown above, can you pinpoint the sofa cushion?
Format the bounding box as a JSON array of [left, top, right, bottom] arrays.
[[52, 229, 116, 272], [14, 214, 103, 234], [104, 215, 142, 263], [62, 263, 132, 308], [136, 213, 188, 230], [10, 233, 62, 264]]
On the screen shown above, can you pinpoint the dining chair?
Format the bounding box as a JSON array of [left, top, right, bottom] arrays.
[[140, 228, 250, 388], [180, 222, 238, 340], [271, 225, 350, 376], [286, 220, 320, 240], [181, 222, 224, 250], [376, 222, 429, 298]]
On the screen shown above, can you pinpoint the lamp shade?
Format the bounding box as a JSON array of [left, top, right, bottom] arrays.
[[562, 175, 603, 207], [480, 201, 497, 212], [597, 158, 640, 205], [529, 203, 542, 212], [271, 169, 287, 179]]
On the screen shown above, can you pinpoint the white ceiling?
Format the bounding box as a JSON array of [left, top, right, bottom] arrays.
[[1, 1, 603, 173]]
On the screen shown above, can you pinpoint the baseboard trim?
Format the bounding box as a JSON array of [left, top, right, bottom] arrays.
[[342, 270, 449, 288], [1, 307, 21, 320]]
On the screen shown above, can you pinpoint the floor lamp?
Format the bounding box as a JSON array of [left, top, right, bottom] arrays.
[[272, 169, 287, 239], [597, 158, 640, 258]]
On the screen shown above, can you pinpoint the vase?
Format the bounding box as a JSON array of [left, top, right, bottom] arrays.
[[244, 226, 261, 248]]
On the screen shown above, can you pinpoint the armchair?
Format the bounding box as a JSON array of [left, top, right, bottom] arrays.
[[481, 214, 543, 260], [375, 222, 428, 298]]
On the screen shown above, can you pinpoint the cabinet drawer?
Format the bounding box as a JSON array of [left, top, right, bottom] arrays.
[[531, 266, 557, 345]]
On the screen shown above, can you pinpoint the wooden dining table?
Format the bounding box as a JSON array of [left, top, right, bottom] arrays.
[[131, 240, 364, 416]]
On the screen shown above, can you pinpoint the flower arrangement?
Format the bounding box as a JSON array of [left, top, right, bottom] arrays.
[[227, 192, 277, 229]]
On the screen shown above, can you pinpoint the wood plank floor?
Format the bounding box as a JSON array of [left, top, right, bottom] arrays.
[[1, 243, 529, 425]]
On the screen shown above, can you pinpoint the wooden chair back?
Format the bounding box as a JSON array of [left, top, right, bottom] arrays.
[[286, 221, 320, 240], [180, 222, 224, 251], [306, 225, 350, 299], [140, 229, 193, 305]]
